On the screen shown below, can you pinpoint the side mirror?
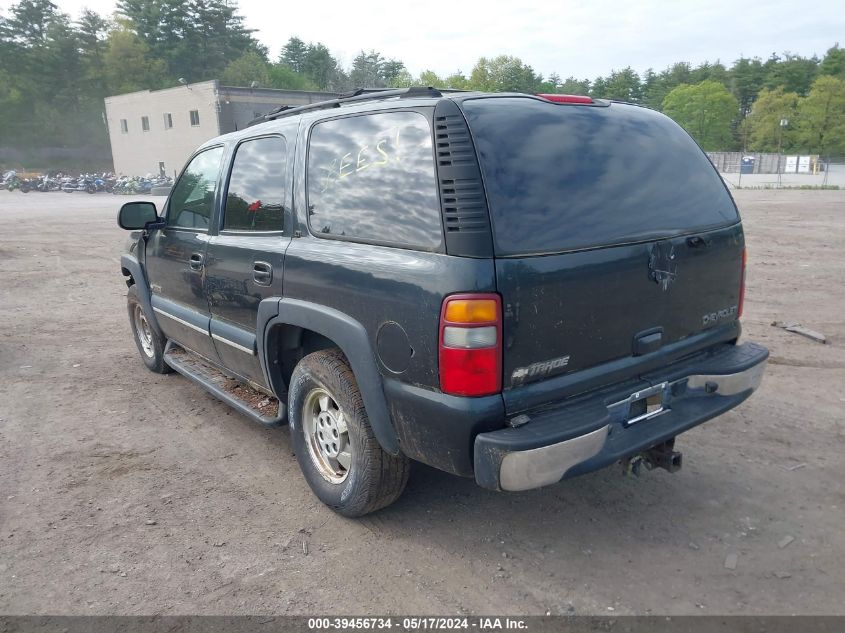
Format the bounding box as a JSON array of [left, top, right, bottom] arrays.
[[118, 201, 159, 230]]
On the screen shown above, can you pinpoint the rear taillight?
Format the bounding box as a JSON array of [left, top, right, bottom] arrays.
[[439, 294, 502, 397], [738, 247, 747, 318], [536, 93, 594, 104]]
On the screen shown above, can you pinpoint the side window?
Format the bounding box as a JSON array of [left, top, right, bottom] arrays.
[[306, 111, 442, 250], [167, 146, 224, 230], [223, 136, 286, 232]]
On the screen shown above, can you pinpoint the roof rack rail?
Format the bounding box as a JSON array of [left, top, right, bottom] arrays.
[[247, 86, 444, 127]]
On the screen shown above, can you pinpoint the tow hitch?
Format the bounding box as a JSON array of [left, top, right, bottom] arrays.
[[622, 438, 683, 477]]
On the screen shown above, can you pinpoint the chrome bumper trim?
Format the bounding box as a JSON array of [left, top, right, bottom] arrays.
[[493, 358, 767, 492], [686, 359, 767, 396], [499, 425, 610, 492]]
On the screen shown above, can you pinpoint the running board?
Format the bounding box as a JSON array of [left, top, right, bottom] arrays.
[[163, 343, 286, 426]]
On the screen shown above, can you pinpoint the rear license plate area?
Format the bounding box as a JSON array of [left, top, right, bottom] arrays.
[[625, 382, 668, 426]]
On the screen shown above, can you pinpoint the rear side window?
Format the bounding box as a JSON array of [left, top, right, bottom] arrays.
[[224, 136, 286, 232], [306, 111, 442, 250], [462, 98, 739, 256], [168, 146, 224, 230]]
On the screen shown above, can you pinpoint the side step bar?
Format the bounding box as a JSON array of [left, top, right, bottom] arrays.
[[163, 343, 286, 427]]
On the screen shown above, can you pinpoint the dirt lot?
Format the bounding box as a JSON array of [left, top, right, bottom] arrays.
[[0, 190, 843, 616]]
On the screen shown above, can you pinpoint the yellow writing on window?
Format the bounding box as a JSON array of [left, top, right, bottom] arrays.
[[318, 126, 406, 194]]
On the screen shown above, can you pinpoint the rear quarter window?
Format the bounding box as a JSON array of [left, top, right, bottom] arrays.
[[462, 97, 739, 256], [306, 111, 443, 250]]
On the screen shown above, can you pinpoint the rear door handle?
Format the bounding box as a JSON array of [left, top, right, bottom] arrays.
[[253, 261, 272, 285], [189, 253, 204, 270]]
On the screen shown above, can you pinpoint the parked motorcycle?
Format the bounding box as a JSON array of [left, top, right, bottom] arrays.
[[62, 174, 97, 194], [1, 170, 20, 191]]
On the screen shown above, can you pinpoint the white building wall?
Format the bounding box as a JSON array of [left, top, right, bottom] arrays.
[[104, 81, 221, 177]]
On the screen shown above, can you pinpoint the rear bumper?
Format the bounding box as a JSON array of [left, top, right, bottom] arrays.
[[474, 341, 768, 491]]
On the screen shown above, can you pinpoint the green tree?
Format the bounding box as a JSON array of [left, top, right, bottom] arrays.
[[349, 50, 386, 88], [591, 67, 641, 102], [796, 75, 845, 156], [643, 62, 692, 110], [418, 69, 443, 87], [662, 80, 739, 150], [690, 61, 729, 86], [557, 76, 591, 96], [280, 36, 308, 72], [444, 71, 470, 90], [76, 9, 110, 95], [728, 56, 766, 114], [267, 63, 318, 91], [302, 42, 344, 90], [102, 26, 169, 95], [819, 44, 845, 79], [380, 59, 406, 85], [744, 87, 800, 152], [763, 52, 818, 95], [117, 0, 261, 81], [469, 55, 541, 92], [4, 0, 58, 46], [388, 69, 414, 88], [221, 50, 271, 87]]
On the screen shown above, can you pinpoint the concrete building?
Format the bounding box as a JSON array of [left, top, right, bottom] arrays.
[[104, 80, 337, 177]]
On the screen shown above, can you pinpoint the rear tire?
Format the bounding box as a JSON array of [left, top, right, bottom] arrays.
[[289, 349, 409, 517], [127, 285, 172, 374]]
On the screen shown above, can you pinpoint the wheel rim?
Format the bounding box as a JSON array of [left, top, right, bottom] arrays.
[[303, 387, 351, 484], [133, 305, 155, 358]]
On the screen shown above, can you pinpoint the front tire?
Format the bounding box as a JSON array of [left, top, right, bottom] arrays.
[[127, 285, 172, 374], [289, 349, 409, 517]]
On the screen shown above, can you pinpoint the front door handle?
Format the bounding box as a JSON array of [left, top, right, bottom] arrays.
[[189, 253, 204, 271], [253, 261, 272, 285]]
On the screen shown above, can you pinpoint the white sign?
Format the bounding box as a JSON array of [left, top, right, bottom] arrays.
[[785, 156, 798, 173], [798, 156, 811, 173]]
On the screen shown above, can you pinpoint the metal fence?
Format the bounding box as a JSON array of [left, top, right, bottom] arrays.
[[706, 152, 827, 175]]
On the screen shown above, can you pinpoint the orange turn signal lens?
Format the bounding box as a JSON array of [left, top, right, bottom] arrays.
[[444, 299, 498, 323]]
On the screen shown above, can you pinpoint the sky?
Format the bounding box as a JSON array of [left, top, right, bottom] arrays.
[[18, 0, 845, 79]]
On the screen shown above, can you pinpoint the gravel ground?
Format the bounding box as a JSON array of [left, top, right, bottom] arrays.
[[0, 190, 842, 615]]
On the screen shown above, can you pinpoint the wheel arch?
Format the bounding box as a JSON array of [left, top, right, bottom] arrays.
[[259, 297, 400, 455], [121, 253, 164, 339]]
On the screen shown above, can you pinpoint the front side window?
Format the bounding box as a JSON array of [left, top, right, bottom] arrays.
[[306, 111, 442, 250], [141, 116, 150, 132], [190, 110, 200, 126], [120, 119, 128, 133], [164, 113, 173, 129], [167, 146, 224, 230], [224, 136, 286, 232]]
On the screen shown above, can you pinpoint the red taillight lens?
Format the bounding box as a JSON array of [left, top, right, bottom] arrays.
[[439, 294, 502, 397], [738, 247, 747, 318], [536, 93, 594, 104]]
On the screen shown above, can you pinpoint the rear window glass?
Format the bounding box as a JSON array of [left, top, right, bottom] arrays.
[[306, 111, 442, 250], [462, 98, 739, 256]]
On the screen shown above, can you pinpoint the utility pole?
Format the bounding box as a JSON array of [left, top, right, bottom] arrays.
[[777, 118, 788, 189]]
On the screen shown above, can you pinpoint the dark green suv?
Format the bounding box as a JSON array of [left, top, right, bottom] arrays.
[[118, 87, 768, 516]]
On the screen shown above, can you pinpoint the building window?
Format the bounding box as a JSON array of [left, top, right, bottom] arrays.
[[141, 116, 150, 132], [163, 113, 173, 129], [189, 110, 200, 126], [120, 119, 128, 134]]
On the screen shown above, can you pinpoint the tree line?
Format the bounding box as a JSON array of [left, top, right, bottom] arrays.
[[1, 0, 844, 160]]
